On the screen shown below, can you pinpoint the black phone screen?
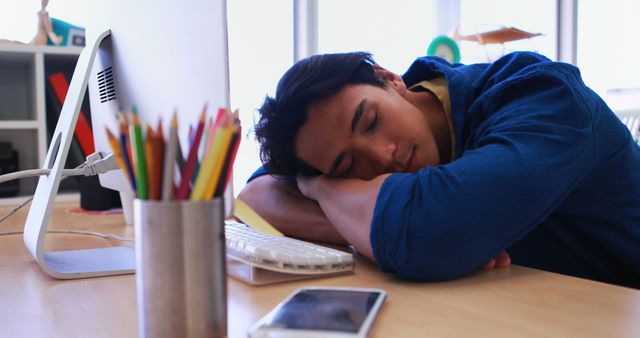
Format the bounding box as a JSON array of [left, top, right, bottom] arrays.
[[260, 289, 384, 333]]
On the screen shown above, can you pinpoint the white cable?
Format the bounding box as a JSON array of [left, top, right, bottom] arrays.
[[0, 151, 121, 225], [0, 168, 73, 184], [0, 151, 119, 184], [0, 196, 34, 224], [0, 229, 133, 243], [0, 160, 88, 224], [0, 169, 50, 184]]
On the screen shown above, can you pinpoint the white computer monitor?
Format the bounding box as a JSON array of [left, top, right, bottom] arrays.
[[87, 0, 232, 211], [23, 0, 232, 279]]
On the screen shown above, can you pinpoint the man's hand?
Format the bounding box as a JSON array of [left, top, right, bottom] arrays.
[[296, 174, 321, 200], [295, 174, 390, 260], [481, 250, 511, 269]]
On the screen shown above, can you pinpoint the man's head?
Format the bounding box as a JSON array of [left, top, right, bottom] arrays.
[[255, 52, 385, 176], [255, 52, 441, 180]]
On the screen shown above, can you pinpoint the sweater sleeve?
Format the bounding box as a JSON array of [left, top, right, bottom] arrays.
[[246, 166, 269, 183], [370, 61, 597, 281]]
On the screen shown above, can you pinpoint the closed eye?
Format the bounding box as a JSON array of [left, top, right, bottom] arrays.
[[366, 111, 379, 133]]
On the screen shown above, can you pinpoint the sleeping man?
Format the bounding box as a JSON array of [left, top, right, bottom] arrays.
[[238, 51, 640, 288]]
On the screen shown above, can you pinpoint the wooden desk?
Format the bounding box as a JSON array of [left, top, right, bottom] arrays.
[[1, 202, 639, 338]]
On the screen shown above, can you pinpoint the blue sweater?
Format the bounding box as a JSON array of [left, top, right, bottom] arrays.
[[371, 52, 640, 287]]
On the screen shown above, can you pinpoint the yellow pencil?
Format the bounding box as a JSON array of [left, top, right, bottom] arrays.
[[190, 113, 233, 200], [105, 127, 130, 184], [203, 123, 234, 199]]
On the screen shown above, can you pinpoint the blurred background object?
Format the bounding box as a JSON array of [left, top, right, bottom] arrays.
[[31, 0, 84, 47], [31, 0, 63, 45], [0, 0, 87, 46], [452, 25, 543, 62]]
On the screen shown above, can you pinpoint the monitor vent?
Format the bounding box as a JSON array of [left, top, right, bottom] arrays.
[[97, 67, 116, 103]]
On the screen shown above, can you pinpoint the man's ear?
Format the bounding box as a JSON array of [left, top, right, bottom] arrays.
[[373, 65, 406, 95]]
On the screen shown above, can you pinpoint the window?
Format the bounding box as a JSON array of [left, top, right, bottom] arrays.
[[227, 0, 293, 194], [317, 0, 557, 69], [577, 0, 640, 111], [317, 0, 438, 74]]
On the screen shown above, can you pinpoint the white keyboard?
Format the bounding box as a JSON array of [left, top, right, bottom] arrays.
[[225, 220, 354, 275]]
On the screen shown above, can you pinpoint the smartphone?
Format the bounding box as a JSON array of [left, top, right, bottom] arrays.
[[249, 286, 387, 338]]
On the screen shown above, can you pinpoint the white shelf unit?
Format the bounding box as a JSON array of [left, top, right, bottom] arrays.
[[0, 44, 84, 198]]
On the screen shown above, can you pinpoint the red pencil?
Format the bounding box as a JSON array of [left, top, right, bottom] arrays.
[[175, 105, 208, 199], [153, 119, 165, 200]]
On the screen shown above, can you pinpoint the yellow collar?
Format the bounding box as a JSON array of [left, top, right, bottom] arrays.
[[408, 79, 456, 161]]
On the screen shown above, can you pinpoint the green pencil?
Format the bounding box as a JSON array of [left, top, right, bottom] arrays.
[[130, 106, 148, 199]]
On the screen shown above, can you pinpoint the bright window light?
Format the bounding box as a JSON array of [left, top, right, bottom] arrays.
[[227, 0, 293, 195], [317, 0, 438, 74], [578, 0, 640, 111]]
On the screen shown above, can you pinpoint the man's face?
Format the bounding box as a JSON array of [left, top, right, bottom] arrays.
[[294, 82, 440, 180]]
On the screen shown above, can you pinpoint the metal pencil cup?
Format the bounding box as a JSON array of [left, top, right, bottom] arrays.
[[134, 198, 227, 338]]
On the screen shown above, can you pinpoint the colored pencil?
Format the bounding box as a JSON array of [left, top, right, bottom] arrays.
[[192, 116, 212, 185], [202, 112, 234, 199], [205, 108, 227, 155], [152, 119, 165, 200], [175, 104, 208, 199], [175, 128, 185, 171], [214, 121, 241, 197], [162, 113, 179, 201], [105, 127, 130, 185], [118, 113, 137, 190], [191, 113, 231, 200], [144, 124, 156, 200], [130, 106, 148, 199]]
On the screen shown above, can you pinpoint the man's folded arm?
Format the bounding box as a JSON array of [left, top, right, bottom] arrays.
[[237, 174, 347, 244]]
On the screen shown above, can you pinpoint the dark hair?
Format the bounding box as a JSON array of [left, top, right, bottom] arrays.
[[254, 52, 386, 177]]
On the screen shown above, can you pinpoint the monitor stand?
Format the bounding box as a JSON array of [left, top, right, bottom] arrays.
[[23, 29, 135, 279]]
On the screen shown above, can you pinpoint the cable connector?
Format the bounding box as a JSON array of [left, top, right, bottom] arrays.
[[86, 151, 108, 165], [83, 152, 120, 176]]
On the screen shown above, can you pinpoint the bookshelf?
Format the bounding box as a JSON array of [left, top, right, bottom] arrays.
[[0, 43, 84, 202]]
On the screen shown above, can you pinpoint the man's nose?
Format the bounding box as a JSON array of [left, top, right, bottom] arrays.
[[357, 139, 396, 173]]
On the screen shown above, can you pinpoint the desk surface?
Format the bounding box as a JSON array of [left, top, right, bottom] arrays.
[[1, 202, 639, 338]]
